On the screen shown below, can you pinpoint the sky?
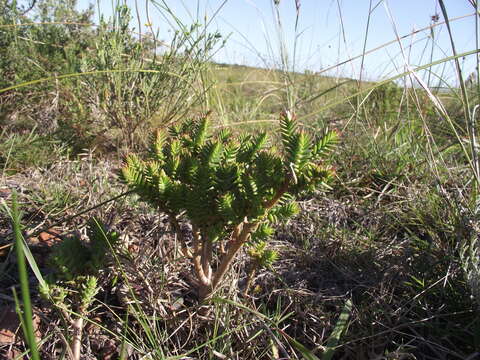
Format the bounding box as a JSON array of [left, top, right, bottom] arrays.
[[77, 0, 478, 85]]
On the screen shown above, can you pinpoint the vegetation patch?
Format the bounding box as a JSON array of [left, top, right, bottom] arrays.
[[1, 0, 479, 359]]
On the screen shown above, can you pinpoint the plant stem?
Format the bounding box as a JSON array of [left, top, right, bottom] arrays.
[[192, 224, 211, 287], [201, 238, 213, 280], [200, 183, 289, 301], [11, 192, 40, 360], [71, 317, 84, 360], [212, 222, 258, 291]]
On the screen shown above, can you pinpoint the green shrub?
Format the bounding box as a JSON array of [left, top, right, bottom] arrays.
[[76, 5, 223, 151], [1, 2, 223, 153], [0, 0, 94, 130], [121, 111, 338, 302]]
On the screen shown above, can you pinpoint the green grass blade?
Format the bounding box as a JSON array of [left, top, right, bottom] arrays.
[[322, 299, 352, 360], [279, 330, 320, 360], [0, 69, 184, 94], [18, 235, 46, 290], [11, 192, 40, 360], [0, 199, 47, 289]]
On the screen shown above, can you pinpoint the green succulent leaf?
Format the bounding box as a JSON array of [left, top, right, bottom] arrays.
[[191, 116, 209, 147], [248, 240, 279, 268], [268, 201, 300, 223], [218, 128, 233, 143], [238, 132, 267, 163], [312, 129, 339, 159], [280, 110, 298, 147], [80, 276, 99, 311], [222, 143, 240, 164], [200, 141, 223, 167], [152, 130, 167, 161], [285, 132, 311, 170], [218, 192, 236, 220], [251, 223, 275, 242]]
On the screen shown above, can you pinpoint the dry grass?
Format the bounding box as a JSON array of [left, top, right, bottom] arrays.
[[1, 148, 477, 358]]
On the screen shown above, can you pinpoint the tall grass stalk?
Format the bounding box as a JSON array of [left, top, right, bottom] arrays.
[[313, 12, 475, 79], [438, 0, 478, 185], [8, 192, 40, 360], [476, 0, 480, 99], [271, 0, 302, 110], [355, 0, 374, 125]]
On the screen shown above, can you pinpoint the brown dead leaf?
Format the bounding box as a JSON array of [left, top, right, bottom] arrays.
[[100, 339, 117, 360], [38, 228, 61, 246], [128, 244, 139, 253], [85, 317, 102, 335], [0, 306, 19, 345], [0, 306, 41, 345]]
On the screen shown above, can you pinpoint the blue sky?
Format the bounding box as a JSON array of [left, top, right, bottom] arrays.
[[78, 0, 478, 84]]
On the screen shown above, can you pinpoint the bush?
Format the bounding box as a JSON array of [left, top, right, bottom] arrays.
[[121, 111, 338, 302], [0, 0, 95, 131]]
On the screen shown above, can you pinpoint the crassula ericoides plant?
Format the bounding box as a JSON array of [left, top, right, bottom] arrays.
[[121, 111, 337, 302]]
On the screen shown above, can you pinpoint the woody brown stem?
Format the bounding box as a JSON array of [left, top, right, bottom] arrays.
[[71, 317, 83, 360], [202, 238, 213, 280], [194, 179, 292, 303], [219, 240, 226, 255], [192, 225, 211, 287], [201, 185, 292, 300], [212, 222, 258, 291]]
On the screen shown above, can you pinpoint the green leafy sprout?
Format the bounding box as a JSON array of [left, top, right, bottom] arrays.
[[40, 218, 119, 360]]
